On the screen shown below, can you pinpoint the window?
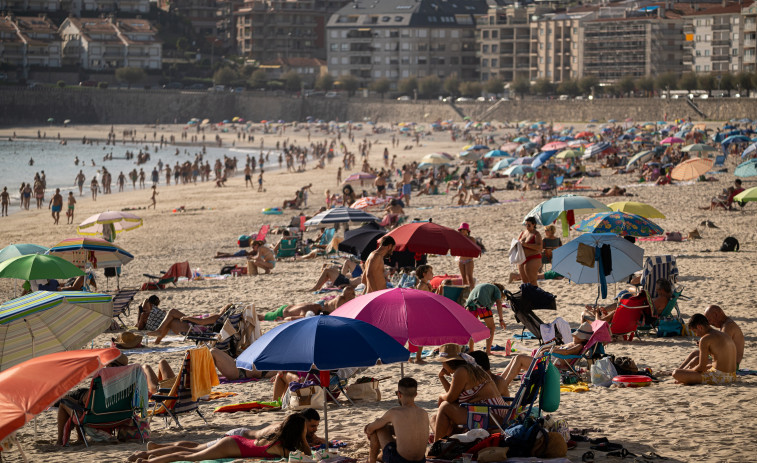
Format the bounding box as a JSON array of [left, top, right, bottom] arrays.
[[330, 30, 338, 38], [696, 50, 701, 56], [418, 56, 427, 65], [402, 42, 410, 50], [492, 44, 497, 53], [733, 48, 738, 56], [704, 64, 710, 71], [341, 43, 349, 51], [482, 44, 489, 53], [439, 30, 446, 38], [483, 30, 489, 38], [374, 70, 382, 77], [696, 35, 701, 42], [330, 43, 337, 51], [450, 56, 458, 65], [492, 30, 497, 38], [341, 57, 348, 64], [705, 34, 710, 41], [705, 49, 710, 56], [695, 65, 700, 72], [401, 56, 409, 64], [402, 70, 408, 77], [330, 57, 337, 64], [418, 29, 427, 38], [482, 58, 489, 67], [491, 58, 497, 67]]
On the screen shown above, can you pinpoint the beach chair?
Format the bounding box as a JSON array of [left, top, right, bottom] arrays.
[[184, 303, 240, 344], [111, 288, 140, 328], [551, 320, 612, 377], [713, 154, 726, 167], [639, 255, 678, 297], [141, 261, 191, 290], [150, 348, 215, 429], [609, 296, 646, 341], [254, 224, 270, 243], [440, 285, 469, 306], [63, 365, 148, 448], [276, 238, 298, 258], [637, 288, 685, 336]]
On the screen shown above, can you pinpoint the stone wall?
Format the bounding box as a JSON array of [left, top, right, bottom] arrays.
[[1, 87, 756, 126]]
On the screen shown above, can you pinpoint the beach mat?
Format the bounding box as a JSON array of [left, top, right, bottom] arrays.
[[737, 369, 757, 376], [218, 376, 260, 384], [214, 400, 281, 413], [513, 331, 537, 340]]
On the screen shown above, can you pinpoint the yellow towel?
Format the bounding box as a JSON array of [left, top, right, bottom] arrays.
[[560, 382, 591, 393], [190, 347, 220, 401]]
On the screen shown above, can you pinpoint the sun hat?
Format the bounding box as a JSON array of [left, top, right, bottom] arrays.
[[439, 343, 462, 360], [458, 222, 470, 232], [113, 331, 143, 349], [574, 321, 593, 341]]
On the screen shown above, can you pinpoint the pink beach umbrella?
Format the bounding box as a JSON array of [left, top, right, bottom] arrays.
[[331, 287, 490, 347], [542, 141, 567, 152], [660, 137, 685, 145]]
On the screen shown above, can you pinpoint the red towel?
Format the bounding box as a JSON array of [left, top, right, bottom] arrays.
[[165, 261, 192, 280]]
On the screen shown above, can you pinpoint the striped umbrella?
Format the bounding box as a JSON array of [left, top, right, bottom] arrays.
[[0, 244, 48, 264], [77, 211, 143, 237], [350, 197, 387, 210], [47, 237, 134, 269], [343, 172, 376, 183], [304, 206, 379, 226], [0, 291, 114, 371], [582, 141, 612, 159]]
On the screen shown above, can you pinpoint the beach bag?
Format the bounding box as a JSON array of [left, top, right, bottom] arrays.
[[83, 426, 118, 443], [428, 438, 478, 460], [665, 232, 683, 242], [657, 318, 683, 337], [144, 307, 166, 332], [576, 243, 595, 267], [611, 356, 639, 375], [238, 235, 251, 247], [117, 416, 150, 442], [345, 378, 381, 402], [590, 356, 617, 387], [720, 236, 739, 252], [503, 417, 548, 458], [520, 284, 557, 311], [285, 384, 325, 410], [509, 239, 526, 265]]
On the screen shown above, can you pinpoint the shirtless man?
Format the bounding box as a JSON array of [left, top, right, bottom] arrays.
[[363, 236, 395, 293], [74, 170, 86, 196], [365, 377, 429, 463], [679, 305, 744, 370], [49, 188, 63, 224], [258, 287, 356, 321], [149, 185, 158, 209], [66, 192, 76, 224], [672, 313, 738, 385], [1, 187, 9, 216], [307, 260, 360, 292], [374, 172, 387, 199]]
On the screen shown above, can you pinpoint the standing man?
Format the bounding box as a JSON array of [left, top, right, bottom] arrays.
[[673, 313, 737, 385], [75, 170, 86, 196], [49, 188, 63, 225], [464, 283, 506, 355], [244, 164, 252, 188], [66, 192, 76, 224], [374, 172, 387, 199], [148, 185, 158, 209], [0, 187, 9, 216], [365, 377, 429, 463], [363, 236, 395, 294]]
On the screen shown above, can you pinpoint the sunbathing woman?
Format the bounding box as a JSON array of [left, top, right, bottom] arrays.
[[147, 304, 231, 344], [133, 413, 311, 463], [258, 287, 356, 322], [307, 260, 359, 292], [433, 353, 507, 439]]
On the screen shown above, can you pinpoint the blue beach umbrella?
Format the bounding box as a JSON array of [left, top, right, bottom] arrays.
[[532, 150, 557, 168], [484, 150, 510, 158], [0, 244, 48, 264], [491, 158, 516, 171], [510, 156, 535, 166], [575, 211, 664, 237], [734, 159, 757, 178], [503, 165, 534, 177], [722, 135, 750, 146]]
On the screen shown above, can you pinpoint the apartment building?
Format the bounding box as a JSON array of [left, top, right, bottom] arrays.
[[744, 3, 757, 71], [0, 0, 58, 12], [478, 4, 539, 83], [59, 17, 161, 69], [0, 0, 149, 15], [259, 56, 326, 86], [683, 2, 750, 73], [532, 12, 590, 82], [326, 0, 488, 88], [233, 0, 350, 62], [0, 15, 61, 69], [158, 0, 219, 36]]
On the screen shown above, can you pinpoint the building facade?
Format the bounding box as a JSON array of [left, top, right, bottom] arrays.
[[744, 3, 757, 72], [0, 15, 61, 70], [478, 4, 538, 83], [532, 12, 588, 82], [683, 2, 749, 74]]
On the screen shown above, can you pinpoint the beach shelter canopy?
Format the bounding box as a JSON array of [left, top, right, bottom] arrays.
[[332, 287, 490, 347], [304, 207, 379, 227], [670, 157, 714, 181], [0, 244, 48, 264], [552, 233, 644, 285], [526, 194, 612, 226], [384, 222, 481, 257], [734, 159, 757, 178], [606, 201, 665, 219], [734, 186, 757, 202], [575, 211, 664, 237], [0, 291, 114, 371], [77, 211, 143, 237], [0, 348, 122, 441], [47, 237, 134, 269], [626, 150, 654, 169], [0, 254, 84, 281]]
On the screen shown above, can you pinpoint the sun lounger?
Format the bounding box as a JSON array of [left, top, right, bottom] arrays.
[[111, 288, 139, 329]]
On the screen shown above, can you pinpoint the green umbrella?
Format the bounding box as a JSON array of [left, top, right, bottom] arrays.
[[0, 244, 49, 264], [46, 118, 54, 123], [734, 186, 757, 203], [681, 143, 717, 153], [0, 255, 84, 281]]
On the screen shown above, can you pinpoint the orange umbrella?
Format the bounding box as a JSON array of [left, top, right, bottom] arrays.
[[670, 157, 714, 181], [0, 348, 121, 442]]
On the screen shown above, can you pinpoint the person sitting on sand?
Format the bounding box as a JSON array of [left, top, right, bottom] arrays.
[[434, 352, 506, 439], [679, 305, 744, 370], [672, 313, 738, 385], [258, 287, 356, 322], [136, 295, 161, 330], [147, 304, 231, 344], [207, 347, 278, 381], [499, 321, 593, 395], [380, 199, 405, 228], [247, 240, 276, 275], [366, 377, 429, 463], [589, 278, 673, 324], [308, 259, 360, 292], [592, 185, 628, 198], [468, 350, 508, 396], [131, 413, 311, 463]]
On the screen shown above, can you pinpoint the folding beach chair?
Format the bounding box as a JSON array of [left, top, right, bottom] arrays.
[[504, 288, 557, 344], [440, 285, 469, 306], [254, 224, 270, 243], [150, 349, 213, 429], [551, 320, 612, 377], [276, 238, 298, 258], [609, 295, 646, 341], [111, 288, 140, 328], [639, 255, 678, 298], [184, 303, 240, 344], [63, 365, 148, 448], [141, 261, 191, 290]]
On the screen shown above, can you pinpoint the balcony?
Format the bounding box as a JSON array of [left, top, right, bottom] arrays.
[[745, 38, 757, 47], [744, 54, 756, 63], [745, 21, 757, 32]]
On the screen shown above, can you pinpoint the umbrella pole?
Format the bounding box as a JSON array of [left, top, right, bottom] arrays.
[[400, 362, 404, 378], [322, 386, 329, 450], [24, 319, 37, 440]]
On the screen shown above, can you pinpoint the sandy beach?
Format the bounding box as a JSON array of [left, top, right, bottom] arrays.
[[0, 121, 755, 463]]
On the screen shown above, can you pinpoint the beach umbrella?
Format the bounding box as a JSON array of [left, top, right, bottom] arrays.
[[349, 196, 387, 210], [510, 156, 534, 166], [607, 201, 665, 219], [526, 194, 612, 226], [555, 149, 581, 159], [46, 118, 54, 123], [343, 172, 376, 185], [47, 237, 134, 268], [670, 157, 714, 181], [575, 131, 594, 139], [0, 348, 122, 443], [542, 141, 567, 152], [484, 149, 510, 158], [426, 152, 455, 160], [626, 150, 654, 168], [420, 153, 453, 165], [583, 141, 612, 159], [513, 136, 529, 143], [532, 150, 557, 168], [500, 142, 521, 152], [0, 244, 48, 264], [304, 207, 378, 227], [503, 165, 534, 177], [681, 143, 717, 153], [742, 142, 757, 158], [491, 158, 516, 172], [338, 222, 386, 261], [734, 186, 757, 203], [0, 255, 84, 281], [734, 159, 757, 178], [721, 134, 750, 146], [331, 288, 490, 347], [575, 211, 664, 237], [0, 291, 114, 371], [384, 222, 481, 257], [660, 137, 684, 145], [77, 211, 143, 237]]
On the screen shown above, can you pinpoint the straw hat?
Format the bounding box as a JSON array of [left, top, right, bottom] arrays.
[[439, 343, 462, 360], [574, 322, 593, 341], [113, 331, 143, 349]]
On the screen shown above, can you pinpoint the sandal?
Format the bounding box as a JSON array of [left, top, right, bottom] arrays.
[[607, 448, 637, 459], [582, 451, 595, 462]]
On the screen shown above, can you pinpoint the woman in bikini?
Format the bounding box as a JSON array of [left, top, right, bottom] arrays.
[[132, 413, 310, 463], [456, 223, 476, 289], [410, 264, 434, 364], [434, 353, 507, 439], [517, 217, 543, 287]]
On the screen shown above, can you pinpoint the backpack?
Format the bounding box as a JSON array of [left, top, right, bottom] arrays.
[[720, 236, 739, 252], [611, 355, 639, 375], [428, 437, 479, 460], [503, 417, 550, 458]]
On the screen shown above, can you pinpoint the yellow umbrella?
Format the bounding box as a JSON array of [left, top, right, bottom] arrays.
[[607, 201, 665, 219], [556, 149, 581, 159], [734, 186, 757, 203], [670, 157, 714, 181]]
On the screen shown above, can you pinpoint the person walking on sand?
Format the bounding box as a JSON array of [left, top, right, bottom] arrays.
[[90, 176, 99, 201], [75, 170, 85, 196], [49, 188, 63, 225], [365, 377, 429, 463], [258, 170, 265, 192], [66, 192, 76, 224], [1, 187, 9, 216], [337, 167, 342, 185], [149, 185, 158, 209]]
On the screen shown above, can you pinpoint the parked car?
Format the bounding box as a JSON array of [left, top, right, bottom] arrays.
[[163, 82, 183, 89], [187, 83, 208, 90], [396, 95, 411, 101], [325, 91, 339, 98], [455, 97, 473, 102], [79, 81, 97, 87], [231, 87, 245, 93]]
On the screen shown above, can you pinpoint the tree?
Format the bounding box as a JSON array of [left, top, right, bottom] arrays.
[[578, 75, 599, 96], [483, 77, 504, 95], [213, 66, 238, 86], [635, 75, 655, 97], [369, 77, 391, 98], [443, 74, 461, 96], [655, 72, 678, 92], [459, 81, 482, 98], [735, 71, 754, 93], [176, 37, 188, 53], [511, 77, 531, 97], [417, 75, 441, 99], [315, 73, 335, 91], [340, 74, 359, 97], [115, 67, 146, 88], [532, 78, 554, 96], [281, 70, 302, 92], [699, 73, 716, 94], [678, 72, 698, 92], [556, 79, 579, 97], [719, 72, 735, 92], [617, 76, 636, 96], [248, 69, 267, 89], [397, 77, 417, 96]]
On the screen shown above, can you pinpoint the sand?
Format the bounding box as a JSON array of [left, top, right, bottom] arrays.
[[0, 122, 755, 463]]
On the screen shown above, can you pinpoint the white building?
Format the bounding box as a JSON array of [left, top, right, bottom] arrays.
[[0, 15, 61, 69]]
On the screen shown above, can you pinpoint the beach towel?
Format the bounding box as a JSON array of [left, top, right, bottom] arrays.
[[189, 347, 220, 401], [203, 391, 237, 401], [513, 331, 537, 340], [213, 400, 281, 413], [98, 365, 149, 417], [560, 382, 591, 393], [119, 345, 194, 355]]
